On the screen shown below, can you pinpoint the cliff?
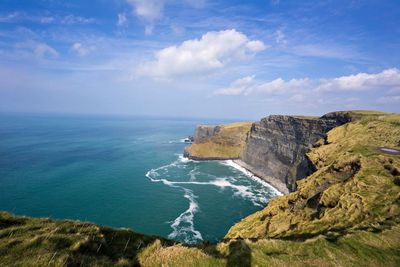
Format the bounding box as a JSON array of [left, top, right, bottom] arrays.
[[184, 122, 252, 160], [226, 113, 400, 240], [238, 114, 350, 193], [185, 112, 354, 193]]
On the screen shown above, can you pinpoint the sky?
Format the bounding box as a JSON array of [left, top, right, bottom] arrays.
[[0, 0, 399, 120]]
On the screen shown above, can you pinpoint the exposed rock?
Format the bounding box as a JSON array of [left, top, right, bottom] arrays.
[[240, 115, 350, 192], [193, 125, 221, 143], [185, 122, 252, 160]]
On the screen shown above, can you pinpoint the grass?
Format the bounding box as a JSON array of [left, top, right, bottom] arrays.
[[226, 113, 400, 240], [0, 212, 173, 266], [185, 122, 252, 159]]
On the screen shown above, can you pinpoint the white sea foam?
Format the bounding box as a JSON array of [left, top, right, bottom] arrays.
[[168, 188, 203, 243], [145, 157, 203, 244], [144, 154, 281, 243], [221, 160, 283, 196]]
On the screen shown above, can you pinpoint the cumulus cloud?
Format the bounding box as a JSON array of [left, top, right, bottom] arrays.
[[214, 76, 309, 96], [215, 68, 400, 102], [71, 43, 96, 56], [256, 78, 310, 93], [214, 76, 255, 96], [16, 40, 58, 58], [137, 29, 266, 79], [316, 68, 400, 91]]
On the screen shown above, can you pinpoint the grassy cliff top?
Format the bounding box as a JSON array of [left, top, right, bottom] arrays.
[[226, 113, 400, 240], [185, 122, 252, 159]]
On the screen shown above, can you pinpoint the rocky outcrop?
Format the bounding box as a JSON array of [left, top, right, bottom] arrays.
[[240, 115, 351, 193], [193, 125, 221, 143]]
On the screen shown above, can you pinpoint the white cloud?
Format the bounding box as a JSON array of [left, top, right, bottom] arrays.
[[126, 0, 164, 21], [256, 78, 310, 93], [71, 43, 96, 57], [117, 13, 127, 26], [214, 68, 400, 109], [316, 68, 400, 91], [16, 40, 58, 58], [214, 76, 255, 96], [137, 29, 266, 79], [214, 76, 309, 96]]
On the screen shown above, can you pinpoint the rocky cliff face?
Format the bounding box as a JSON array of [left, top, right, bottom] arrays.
[[239, 115, 351, 193], [193, 125, 221, 143]]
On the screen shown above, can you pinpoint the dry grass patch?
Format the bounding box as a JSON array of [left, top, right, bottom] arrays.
[[186, 122, 252, 159]]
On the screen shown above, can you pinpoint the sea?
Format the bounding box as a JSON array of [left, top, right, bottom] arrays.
[[0, 113, 280, 244]]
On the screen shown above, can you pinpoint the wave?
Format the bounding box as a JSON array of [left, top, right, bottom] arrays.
[[220, 160, 283, 196], [168, 138, 190, 144], [144, 155, 280, 243], [145, 157, 203, 244], [168, 188, 203, 243]]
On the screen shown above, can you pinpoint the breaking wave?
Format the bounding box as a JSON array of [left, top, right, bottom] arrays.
[[145, 154, 280, 244]]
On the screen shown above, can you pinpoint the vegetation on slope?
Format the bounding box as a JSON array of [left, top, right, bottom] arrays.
[[0, 212, 173, 266], [226, 113, 400, 239], [185, 122, 252, 159]]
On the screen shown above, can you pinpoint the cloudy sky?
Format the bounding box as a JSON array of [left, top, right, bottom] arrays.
[[0, 0, 399, 119]]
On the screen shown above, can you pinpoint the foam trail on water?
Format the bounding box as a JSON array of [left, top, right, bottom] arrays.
[[145, 157, 203, 244], [144, 155, 280, 243], [221, 160, 283, 196], [168, 188, 203, 243]]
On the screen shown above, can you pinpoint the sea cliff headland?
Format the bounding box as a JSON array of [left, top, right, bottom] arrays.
[[1, 110, 399, 266]]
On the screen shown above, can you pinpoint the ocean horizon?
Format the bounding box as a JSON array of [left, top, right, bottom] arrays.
[[0, 113, 278, 243]]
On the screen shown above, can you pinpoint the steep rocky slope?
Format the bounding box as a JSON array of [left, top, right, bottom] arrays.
[[238, 115, 347, 193]]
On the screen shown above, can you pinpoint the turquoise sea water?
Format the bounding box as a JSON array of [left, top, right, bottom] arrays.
[[0, 113, 279, 243]]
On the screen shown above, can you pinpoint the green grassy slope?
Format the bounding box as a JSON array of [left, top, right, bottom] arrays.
[[0, 212, 174, 266]]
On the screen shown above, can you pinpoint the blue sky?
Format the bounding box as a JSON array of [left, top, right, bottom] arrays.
[[0, 0, 399, 119]]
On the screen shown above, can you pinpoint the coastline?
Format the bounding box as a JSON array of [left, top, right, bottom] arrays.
[[232, 159, 289, 195], [183, 152, 287, 195], [223, 159, 285, 196], [184, 140, 289, 195]]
